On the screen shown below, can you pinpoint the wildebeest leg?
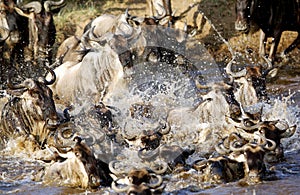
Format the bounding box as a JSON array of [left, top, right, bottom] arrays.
[[283, 33, 300, 55], [268, 32, 282, 62], [147, 0, 154, 16], [193, 5, 206, 34], [259, 30, 267, 57], [153, 0, 166, 18], [163, 0, 172, 16]]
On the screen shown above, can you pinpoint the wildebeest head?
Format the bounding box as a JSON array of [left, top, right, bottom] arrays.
[[235, 0, 253, 32], [138, 145, 194, 171], [70, 137, 111, 188], [226, 56, 277, 106], [236, 120, 297, 162], [14, 0, 66, 64], [229, 132, 276, 182], [0, 0, 24, 58], [193, 156, 244, 183], [0, 68, 59, 146], [111, 167, 163, 194], [55, 35, 83, 64], [35, 137, 112, 188]]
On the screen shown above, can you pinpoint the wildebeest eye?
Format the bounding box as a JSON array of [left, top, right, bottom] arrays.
[[61, 128, 75, 139], [75, 152, 81, 158]]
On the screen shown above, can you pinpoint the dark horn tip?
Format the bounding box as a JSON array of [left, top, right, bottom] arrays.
[[73, 136, 82, 143], [44, 66, 56, 85]]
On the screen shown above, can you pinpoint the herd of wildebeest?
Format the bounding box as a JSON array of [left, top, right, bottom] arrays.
[[0, 0, 299, 194]]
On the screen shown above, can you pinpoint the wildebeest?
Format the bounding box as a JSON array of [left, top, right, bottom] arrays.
[[145, 0, 188, 36], [49, 11, 149, 105], [111, 167, 164, 194], [212, 130, 277, 183], [163, 81, 242, 152], [14, 0, 66, 65], [192, 156, 245, 183], [82, 10, 145, 66], [234, 119, 297, 162], [138, 144, 194, 170], [0, 67, 60, 147], [120, 102, 170, 149], [164, 56, 277, 151], [55, 35, 83, 64], [82, 13, 120, 42], [228, 132, 277, 182], [235, 0, 300, 62], [226, 56, 278, 106], [0, 0, 26, 61], [34, 137, 112, 188], [147, 0, 172, 19], [48, 44, 125, 105]]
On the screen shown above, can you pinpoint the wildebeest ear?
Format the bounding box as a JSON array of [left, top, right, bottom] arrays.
[[267, 68, 278, 78]]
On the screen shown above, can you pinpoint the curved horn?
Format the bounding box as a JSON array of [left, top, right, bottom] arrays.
[[88, 26, 108, 46], [229, 140, 248, 152], [22, 1, 42, 13], [147, 174, 163, 188], [80, 29, 91, 48], [194, 79, 210, 90], [89, 26, 99, 40], [280, 125, 296, 138], [81, 27, 107, 49], [109, 160, 127, 176], [215, 139, 231, 155], [44, 0, 65, 12], [226, 57, 247, 78], [263, 138, 276, 151], [54, 122, 78, 148], [137, 147, 160, 161], [125, 8, 130, 18], [111, 179, 131, 193], [154, 3, 167, 20], [83, 131, 97, 146], [192, 159, 209, 171], [59, 126, 77, 139], [261, 55, 273, 70], [157, 121, 171, 135], [241, 144, 264, 154], [150, 161, 168, 175]]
